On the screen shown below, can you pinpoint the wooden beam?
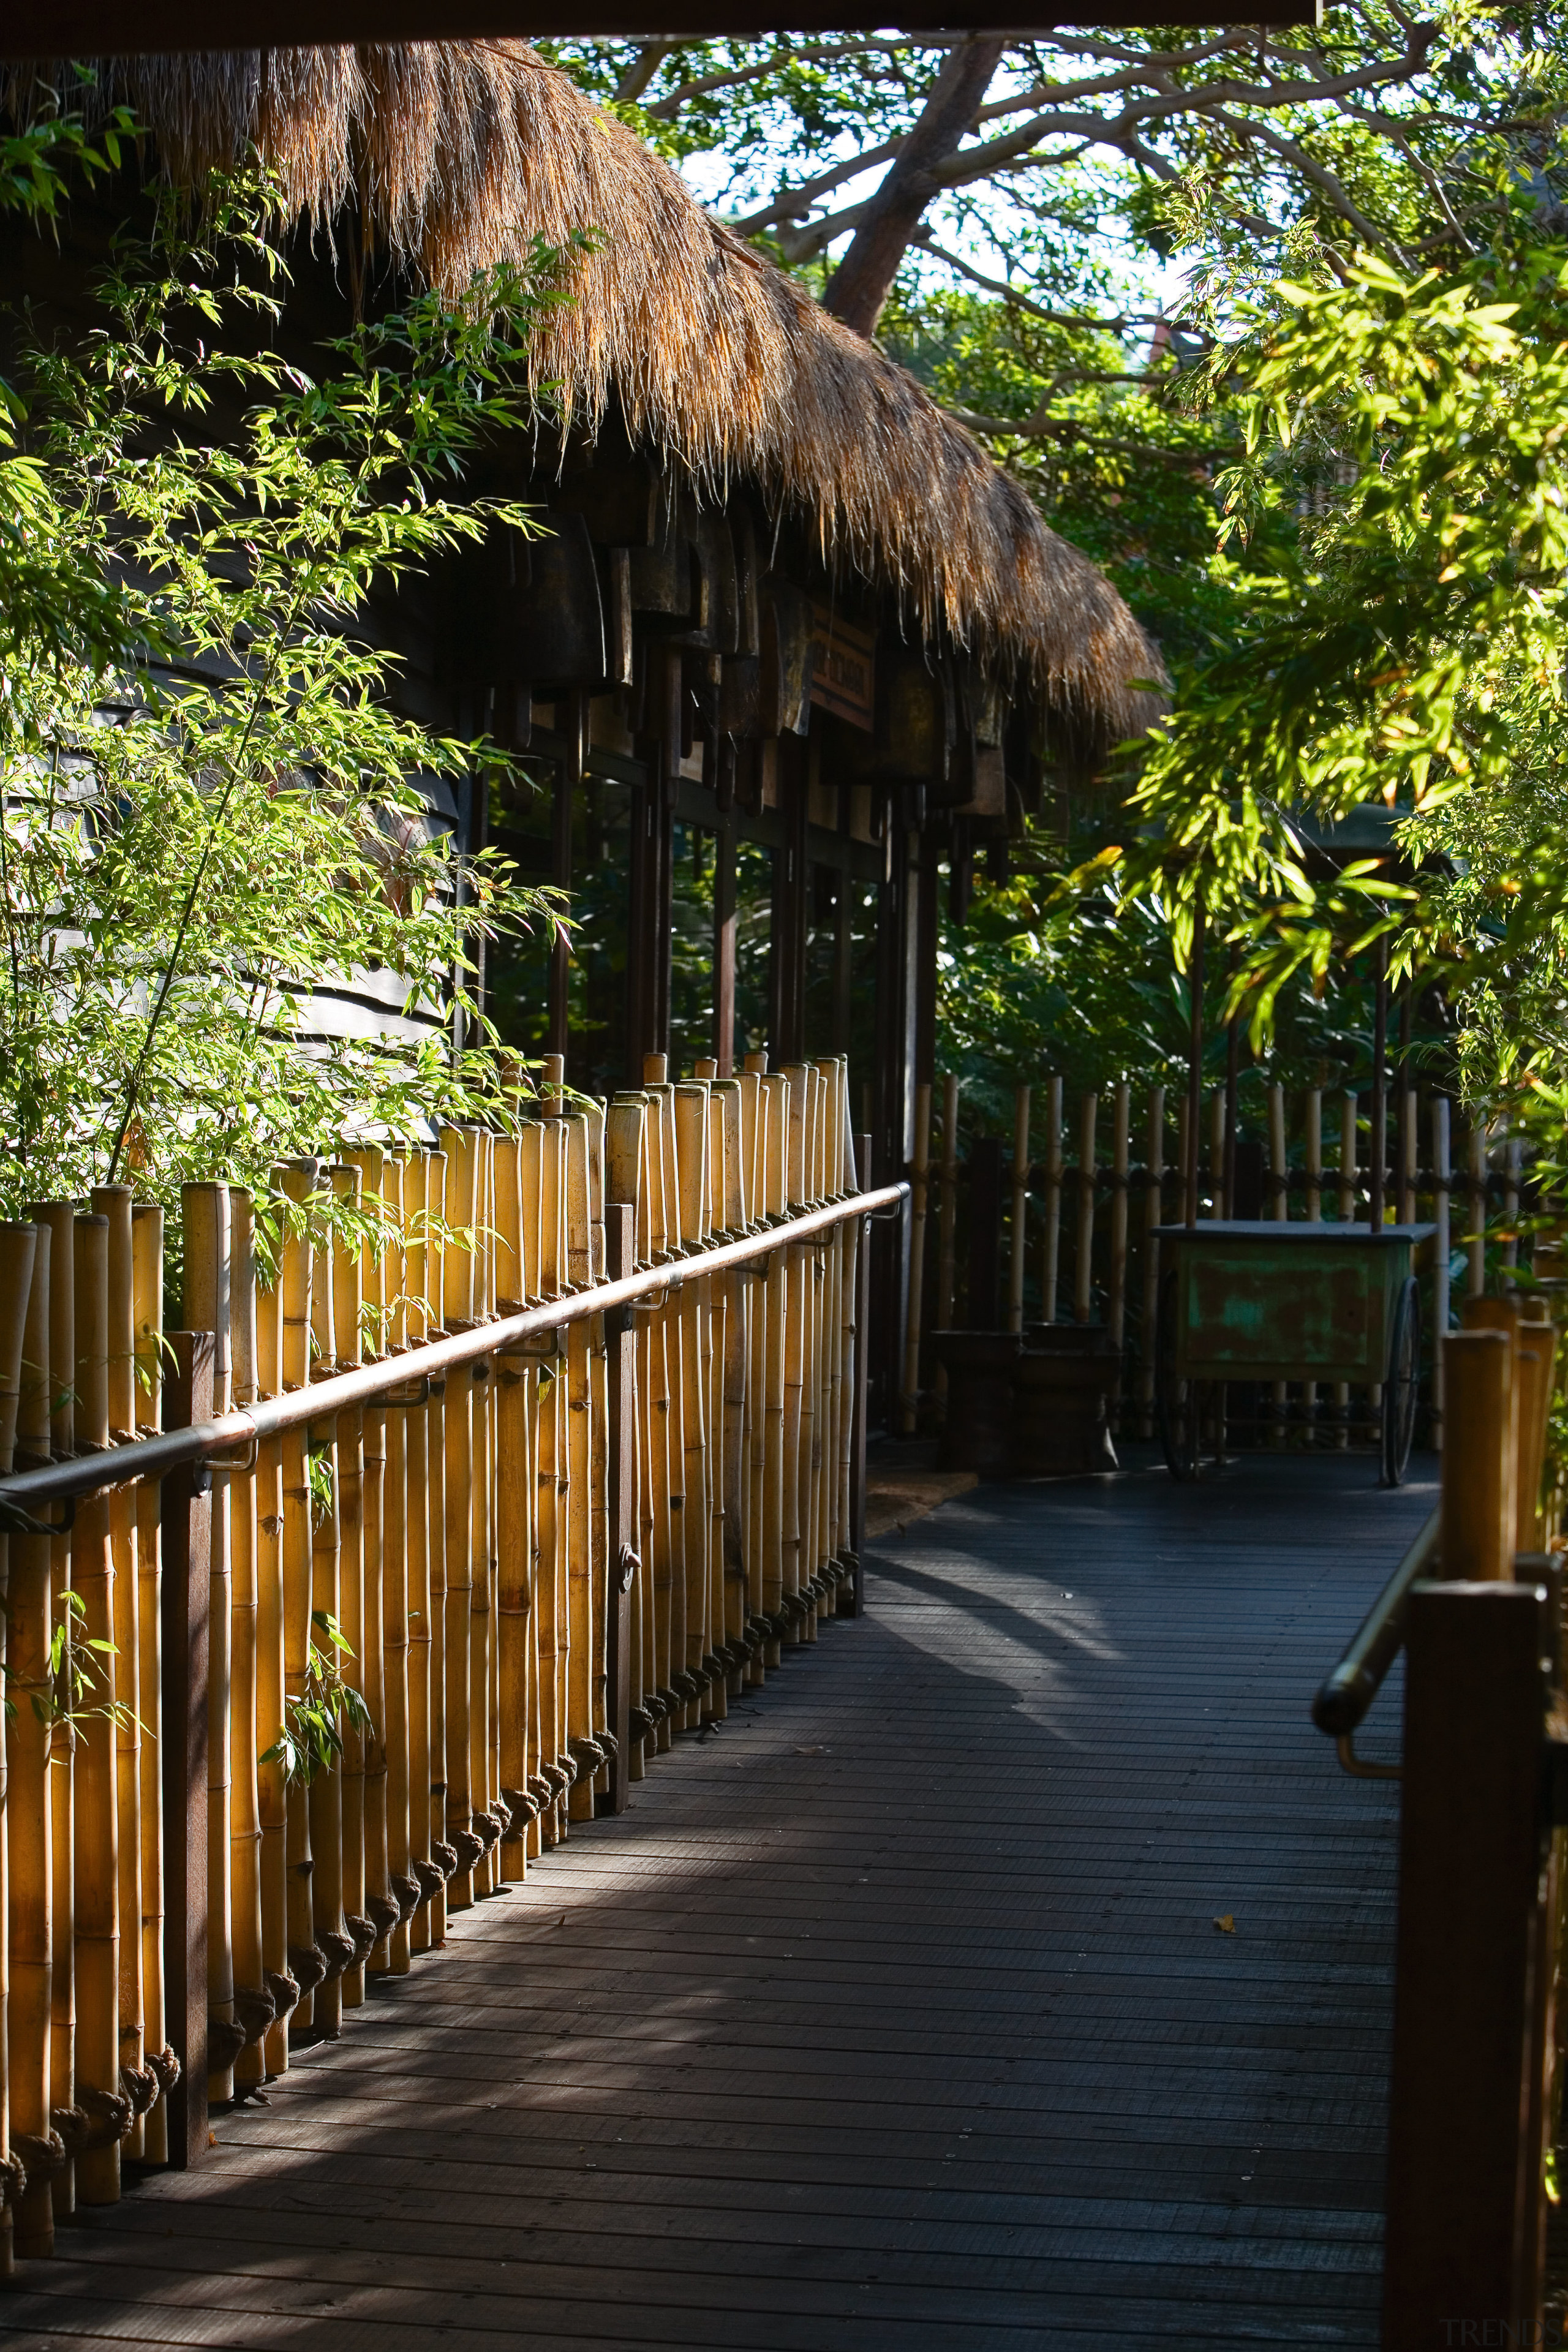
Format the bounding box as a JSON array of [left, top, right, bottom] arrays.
[[0, 3, 1320, 53]]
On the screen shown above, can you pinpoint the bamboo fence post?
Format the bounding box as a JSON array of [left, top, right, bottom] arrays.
[[1074, 1092, 1098, 1325], [1268, 1084, 1287, 1220], [1504, 1135, 1523, 1282], [565, 1114, 598, 1814], [1440, 1327, 1515, 1578], [495, 1120, 538, 1872], [130, 1202, 167, 2155], [329, 1160, 371, 2001], [473, 1129, 502, 1885], [1469, 1117, 1489, 1298], [437, 1127, 477, 1909], [583, 1104, 612, 1798], [1433, 1099, 1452, 1451], [761, 1072, 789, 1665], [345, 1148, 396, 1973], [1040, 1076, 1063, 1324], [605, 1101, 647, 1766], [1139, 1088, 1165, 1439], [278, 1159, 322, 2043], [399, 1153, 436, 1934], [0, 1220, 39, 2272], [1336, 1096, 1357, 1444], [901, 1081, 931, 1428], [31, 1202, 75, 2222], [183, 1183, 234, 2108], [935, 1072, 959, 1391], [253, 1182, 291, 2067], [71, 1209, 120, 2203], [714, 1080, 748, 1680], [1108, 1083, 1131, 1370], [90, 1186, 147, 2143], [223, 1190, 265, 2087], [421, 1146, 451, 1926], [1008, 1084, 1030, 1336], [11, 1221, 54, 2253], [780, 1066, 809, 1642], [674, 1084, 712, 1712], [1304, 1088, 1323, 1432], [307, 1181, 347, 2031]]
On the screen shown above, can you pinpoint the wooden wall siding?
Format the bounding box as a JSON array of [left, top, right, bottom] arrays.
[[0, 1055, 869, 2269], [0, 1453, 1427, 2349], [903, 1074, 1533, 1444]]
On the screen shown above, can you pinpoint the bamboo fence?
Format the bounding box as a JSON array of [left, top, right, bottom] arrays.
[[0, 1052, 878, 2258], [900, 1072, 1539, 1444]]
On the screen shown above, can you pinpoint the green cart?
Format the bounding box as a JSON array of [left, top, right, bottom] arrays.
[[1152, 1221, 1435, 1487]]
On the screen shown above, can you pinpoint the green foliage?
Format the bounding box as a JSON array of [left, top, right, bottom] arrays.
[[259, 1610, 372, 1788], [0, 153, 574, 1216], [2, 1585, 139, 1739]]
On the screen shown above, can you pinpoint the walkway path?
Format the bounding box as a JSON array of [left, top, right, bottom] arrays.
[[0, 1452, 1432, 2351]]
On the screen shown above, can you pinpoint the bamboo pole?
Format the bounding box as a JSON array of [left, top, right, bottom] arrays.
[[565, 1114, 598, 1814], [1138, 1089, 1165, 1440], [31, 1201, 76, 2224], [421, 1147, 450, 1934], [437, 1128, 477, 1909], [184, 1183, 236, 2105], [71, 1210, 120, 2203], [330, 1161, 371, 2003], [1039, 1076, 1063, 1324], [1268, 1084, 1287, 1220], [1008, 1085, 1030, 1336], [254, 1182, 290, 2067], [1304, 1088, 1323, 1433], [1440, 1328, 1514, 1578], [375, 1150, 414, 1966], [761, 1072, 788, 1659], [89, 1186, 147, 2142], [1432, 1099, 1452, 1451], [1504, 1134, 1523, 1281], [278, 1159, 320, 2047], [901, 1082, 932, 1428], [401, 1153, 437, 1951], [0, 1223, 39, 2267], [1108, 1083, 1131, 1362], [1515, 1306, 1556, 1553], [345, 1149, 394, 1970], [1074, 1093, 1098, 1325], [224, 1190, 265, 2087], [307, 1180, 347, 2031], [1336, 1096, 1357, 1444], [10, 1221, 54, 2253], [478, 1130, 502, 1883], [130, 1204, 167, 2155]]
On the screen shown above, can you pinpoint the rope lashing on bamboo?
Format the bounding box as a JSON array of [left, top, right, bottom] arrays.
[[390, 1873, 423, 1922], [230, 1985, 277, 2049], [9, 2133, 64, 2189], [77, 2084, 135, 2151], [448, 1826, 485, 1874], [315, 1926, 356, 1985], [146, 2046, 181, 2097], [285, 1943, 328, 2000], [0, 2154, 26, 2210], [119, 2063, 159, 2118], [570, 1735, 607, 1776], [364, 1890, 402, 1942], [206, 2017, 249, 2075], [410, 1857, 446, 1904], [265, 1966, 302, 2024], [344, 1914, 379, 1967], [431, 1838, 461, 1880], [501, 1784, 542, 1823]]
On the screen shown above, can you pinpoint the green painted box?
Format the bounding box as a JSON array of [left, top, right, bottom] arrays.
[[1152, 1222, 1436, 1387]]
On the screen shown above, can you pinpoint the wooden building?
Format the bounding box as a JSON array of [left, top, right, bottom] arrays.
[[6, 39, 1164, 1408]]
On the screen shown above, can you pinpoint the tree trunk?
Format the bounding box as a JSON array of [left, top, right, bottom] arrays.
[[822, 37, 1005, 339]]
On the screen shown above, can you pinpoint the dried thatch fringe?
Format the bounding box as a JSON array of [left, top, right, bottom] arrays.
[[10, 40, 1166, 745]]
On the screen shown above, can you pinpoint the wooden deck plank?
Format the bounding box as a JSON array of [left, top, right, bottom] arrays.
[[0, 1452, 1428, 2349]]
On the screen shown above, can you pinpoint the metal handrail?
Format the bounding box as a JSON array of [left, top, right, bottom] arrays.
[[1311, 1504, 1439, 1776], [0, 1180, 908, 1517]]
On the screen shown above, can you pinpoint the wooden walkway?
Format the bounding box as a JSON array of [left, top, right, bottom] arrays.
[[1, 1452, 1433, 2351]]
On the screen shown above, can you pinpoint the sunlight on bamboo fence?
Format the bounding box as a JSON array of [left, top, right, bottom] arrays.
[[0, 1052, 883, 2258]]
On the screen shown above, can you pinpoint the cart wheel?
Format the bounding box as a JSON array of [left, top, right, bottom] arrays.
[[1381, 1275, 1421, 1488], [1156, 1269, 1221, 1481]]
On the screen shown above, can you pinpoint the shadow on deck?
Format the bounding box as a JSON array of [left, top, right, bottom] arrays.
[[0, 1452, 1434, 2351]]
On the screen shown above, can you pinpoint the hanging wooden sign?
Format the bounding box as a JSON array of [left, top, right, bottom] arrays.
[[808, 605, 875, 734]]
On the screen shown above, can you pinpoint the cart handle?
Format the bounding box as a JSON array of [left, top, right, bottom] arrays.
[[1311, 1506, 1439, 1746]]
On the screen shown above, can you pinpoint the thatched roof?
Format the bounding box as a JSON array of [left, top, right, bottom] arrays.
[[20, 42, 1166, 744]]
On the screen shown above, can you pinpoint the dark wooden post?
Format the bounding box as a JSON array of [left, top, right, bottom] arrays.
[[712, 818, 736, 1079], [967, 1137, 1005, 1329], [603, 1206, 636, 1814], [844, 1134, 873, 1618], [1382, 1578, 1550, 2347], [548, 692, 583, 1061], [160, 1330, 214, 2171], [1370, 930, 1389, 1232]]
